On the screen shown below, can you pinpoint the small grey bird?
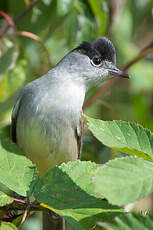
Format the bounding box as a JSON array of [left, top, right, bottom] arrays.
[[11, 37, 129, 176]]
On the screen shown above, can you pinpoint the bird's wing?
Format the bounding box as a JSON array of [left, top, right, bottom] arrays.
[[11, 96, 22, 143], [75, 111, 83, 159]]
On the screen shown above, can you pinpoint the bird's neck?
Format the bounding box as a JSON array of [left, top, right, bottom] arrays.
[[46, 68, 86, 115], [55, 79, 86, 114]]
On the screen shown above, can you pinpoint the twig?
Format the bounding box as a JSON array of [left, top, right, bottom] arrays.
[[83, 40, 153, 110], [13, 198, 26, 205], [122, 46, 153, 71], [14, 0, 40, 25], [0, 0, 40, 37], [18, 198, 31, 230]]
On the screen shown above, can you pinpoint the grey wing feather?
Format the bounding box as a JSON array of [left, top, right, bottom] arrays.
[[76, 111, 83, 159], [11, 96, 22, 143]]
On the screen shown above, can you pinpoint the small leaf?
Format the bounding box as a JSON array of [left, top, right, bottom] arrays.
[[86, 116, 153, 161], [0, 222, 17, 230], [0, 191, 13, 207], [34, 161, 123, 230], [103, 213, 153, 230], [93, 156, 153, 206], [0, 132, 38, 196]]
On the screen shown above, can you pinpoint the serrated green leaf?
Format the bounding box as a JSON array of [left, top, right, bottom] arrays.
[[93, 156, 153, 206], [34, 161, 123, 230], [0, 39, 18, 75], [86, 116, 153, 161], [0, 191, 13, 207], [0, 132, 38, 196], [0, 222, 17, 230], [103, 213, 153, 230]]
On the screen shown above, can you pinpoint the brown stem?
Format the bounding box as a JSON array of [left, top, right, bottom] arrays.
[[18, 198, 31, 230], [122, 46, 153, 71], [83, 41, 153, 110], [0, 199, 58, 221]]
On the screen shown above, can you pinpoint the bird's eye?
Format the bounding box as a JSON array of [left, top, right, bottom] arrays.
[[91, 57, 102, 66]]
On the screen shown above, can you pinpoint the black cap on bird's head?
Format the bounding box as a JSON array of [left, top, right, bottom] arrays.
[[76, 37, 129, 79]]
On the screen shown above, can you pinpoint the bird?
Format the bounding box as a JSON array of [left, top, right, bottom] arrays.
[[11, 37, 129, 177], [11, 36, 129, 230]]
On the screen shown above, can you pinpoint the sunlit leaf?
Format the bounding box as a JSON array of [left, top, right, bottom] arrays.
[[0, 131, 38, 196], [34, 161, 123, 230], [86, 116, 153, 161], [93, 156, 153, 205], [0, 222, 17, 230], [103, 213, 153, 230], [0, 191, 13, 207]]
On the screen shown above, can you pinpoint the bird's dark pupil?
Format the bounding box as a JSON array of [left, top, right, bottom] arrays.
[[93, 57, 101, 65]]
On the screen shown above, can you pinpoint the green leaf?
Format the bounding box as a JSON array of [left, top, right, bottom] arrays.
[[0, 38, 18, 75], [86, 116, 153, 161], [0, 59, 27, 103], [0, 132, 38, 197], [34, 161, 123, 230], [93, 156, 153, 206], [88, 0, 108, 35], [0, 222, 17, 230], [0, 191, 13, 207], [57, 0, 74, 16], [103, 213, 153, 230]]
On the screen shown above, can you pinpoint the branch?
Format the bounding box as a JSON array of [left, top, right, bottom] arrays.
[[14, 0, 40, 25], [0, 0, 40, 37], [0, 198, 59, 222], [83, 40, 153, 110], [18, 197, 30, 230]]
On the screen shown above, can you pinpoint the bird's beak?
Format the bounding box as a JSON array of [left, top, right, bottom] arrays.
[[108, 68, 130, 79]]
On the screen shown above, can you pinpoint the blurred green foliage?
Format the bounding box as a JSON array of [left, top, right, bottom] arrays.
[[0, 0, 153, 228]]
